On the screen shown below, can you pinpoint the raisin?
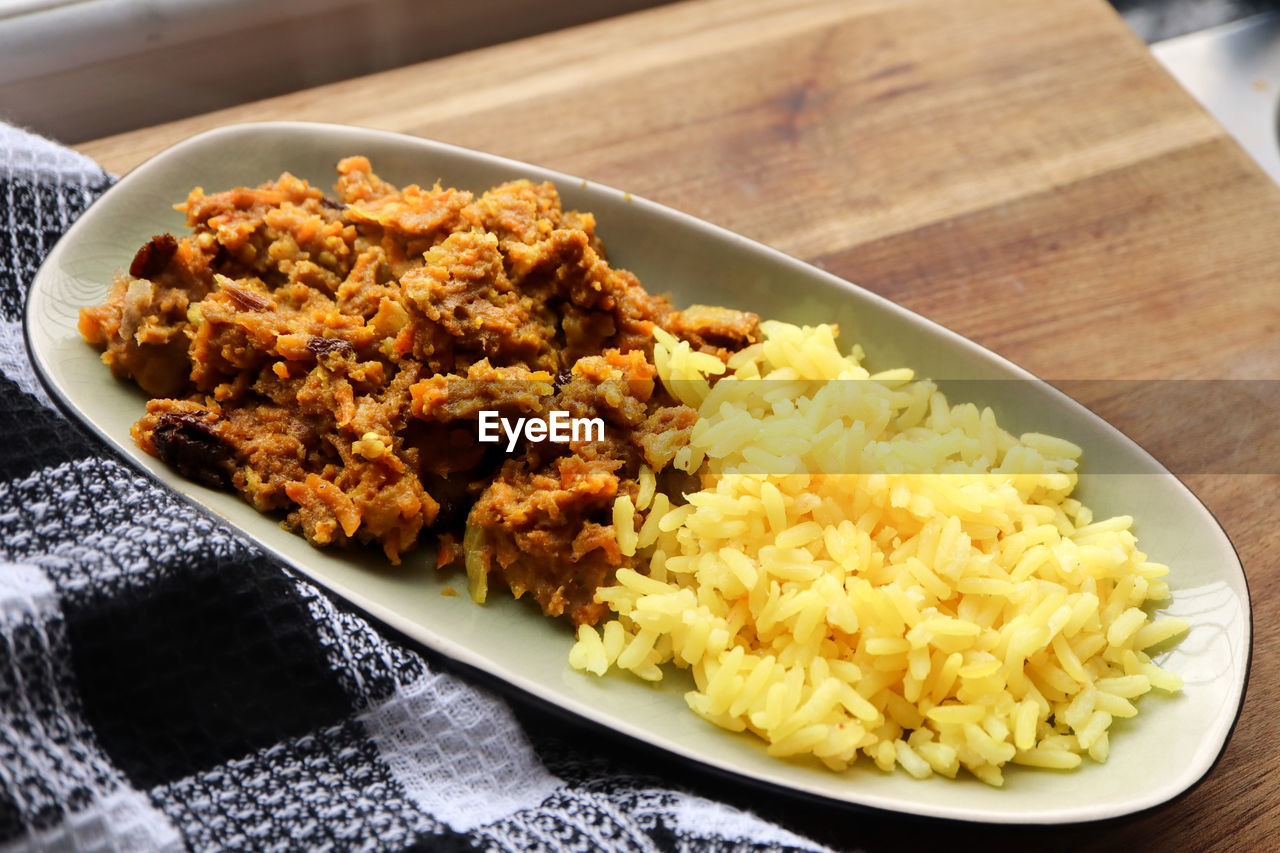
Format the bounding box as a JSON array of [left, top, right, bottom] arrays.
[[152, 412, 235, 489], [129, 233, 179, 278], [306, 336, 355, 360]]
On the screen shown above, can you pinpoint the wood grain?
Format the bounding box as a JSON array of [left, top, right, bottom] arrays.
[[77, 0, 1280, 849]]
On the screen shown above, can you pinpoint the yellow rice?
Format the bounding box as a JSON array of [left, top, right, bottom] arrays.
[[569, 320, 1186, 786]]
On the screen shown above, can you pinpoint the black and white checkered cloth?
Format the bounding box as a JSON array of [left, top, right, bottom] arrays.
[[0, 123, 835, 853]]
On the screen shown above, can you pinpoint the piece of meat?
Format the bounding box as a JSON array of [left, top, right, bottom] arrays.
[[401, 229, 556, 373], [78, 275, 193, 397], [467, 453, 625, 626], [461, 179, 564, 246], [410, 360, 554, 423], [178, 172, 354, 286], [464, 349, 688, 626], [503, 227, 673, 363], [662, 304, 760, 358]]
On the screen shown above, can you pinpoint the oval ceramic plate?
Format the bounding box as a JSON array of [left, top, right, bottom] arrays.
[[25, 122, 1249, 824]]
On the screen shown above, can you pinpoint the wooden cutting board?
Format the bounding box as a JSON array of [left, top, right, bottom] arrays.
[[77, 0, 1280, 849]]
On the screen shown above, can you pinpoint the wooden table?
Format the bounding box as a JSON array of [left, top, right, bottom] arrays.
[[78, 0, 1280, 849]]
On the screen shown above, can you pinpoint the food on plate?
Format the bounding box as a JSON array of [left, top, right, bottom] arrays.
[[80, 157, 1185, 785], [78, 157, 733, 625]]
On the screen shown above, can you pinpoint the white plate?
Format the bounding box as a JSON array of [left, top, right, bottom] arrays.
[[25, 122, 1250, 824]]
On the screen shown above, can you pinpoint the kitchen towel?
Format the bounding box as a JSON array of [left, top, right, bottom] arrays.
[[0, 122, 835, 853]]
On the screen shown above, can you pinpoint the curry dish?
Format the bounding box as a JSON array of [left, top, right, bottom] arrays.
[[79, 157, 758, 625]]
